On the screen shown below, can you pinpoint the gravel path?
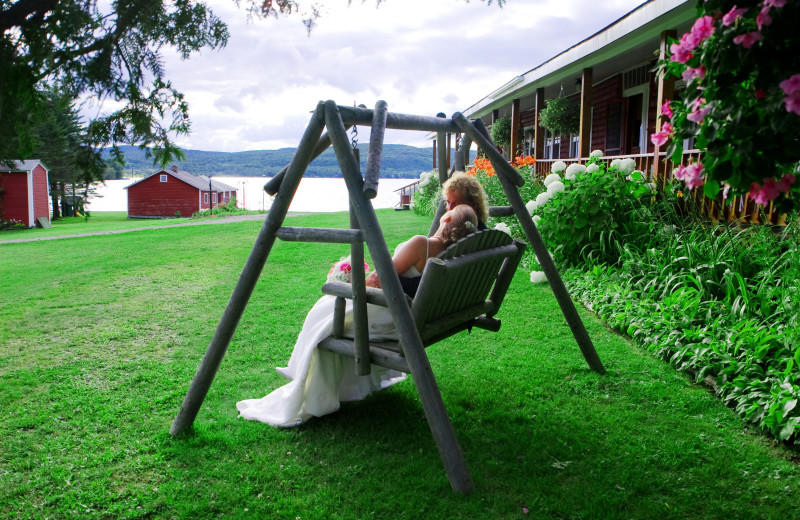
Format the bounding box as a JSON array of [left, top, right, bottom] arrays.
[[0, 214, 270, 244]]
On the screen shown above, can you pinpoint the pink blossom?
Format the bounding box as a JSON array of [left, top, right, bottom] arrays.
[[690, 16, 716, 42], [650, 122, 673, 147], [682, 65, 707, 83], [784, 93, 800, 115], [779, 74, 800, 96], [733, 32, 763, 48], [763, 0, 786, 7], [687, 98, 711, 124], [722, 5, 748, 26], [749, 179, 780, 205], [651, 130, 669, 147], [661, 100, 673, 119], [682, 163, 706, 189], [523, 507, 530, 514], [775, 173, 796, 193], [679, 31, 701, 51], [756, 6, 773, 30], [670, 42, 694, 64], [723, 184, 732, 200], [675, 162, 705, 189]]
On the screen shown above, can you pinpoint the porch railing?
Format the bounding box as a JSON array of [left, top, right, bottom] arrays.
[[531, 152, 789, 227]]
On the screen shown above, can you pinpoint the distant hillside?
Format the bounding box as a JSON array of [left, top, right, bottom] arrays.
[[103, 144, 451, 179]]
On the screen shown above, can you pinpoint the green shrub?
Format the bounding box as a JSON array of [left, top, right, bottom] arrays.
[[490, 117, 512, 148], [412, 170, 440, 217], [529, 158, 654, 267], [538, 97, 580, 136]]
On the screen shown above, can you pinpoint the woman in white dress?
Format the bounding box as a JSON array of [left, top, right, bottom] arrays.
[[236, 205, 479, 427]]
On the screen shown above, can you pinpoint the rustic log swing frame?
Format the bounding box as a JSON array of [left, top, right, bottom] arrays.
[[170, 100, 604, 495]]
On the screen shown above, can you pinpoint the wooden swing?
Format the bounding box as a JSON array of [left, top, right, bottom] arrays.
[[170, 100, 604, 495]]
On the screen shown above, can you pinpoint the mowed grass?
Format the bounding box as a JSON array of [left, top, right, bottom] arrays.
[[1, 209, 798, 519]]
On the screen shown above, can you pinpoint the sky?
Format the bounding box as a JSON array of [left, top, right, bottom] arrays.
[[119, 0, 647, 152]]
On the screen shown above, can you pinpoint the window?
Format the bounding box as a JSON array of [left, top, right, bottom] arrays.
[[569, 134, 580, 158], [212, 193, 218, 204], [160, 174, 167, 182], [544, 130, 561, 160], [204, 193, 209, 204]]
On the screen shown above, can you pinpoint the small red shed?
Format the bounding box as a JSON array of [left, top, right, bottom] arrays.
[[125, 165, 237, 218], [0, 160, 50, 228]]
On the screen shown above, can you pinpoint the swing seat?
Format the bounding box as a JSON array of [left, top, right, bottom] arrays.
[[317, 229, 527, 372]]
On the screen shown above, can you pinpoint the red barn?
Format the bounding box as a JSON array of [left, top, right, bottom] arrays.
[[0, 160, 51, 228], [125, 166, 237, 218]]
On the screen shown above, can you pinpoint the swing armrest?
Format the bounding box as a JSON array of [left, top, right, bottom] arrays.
[[321, 281, 411, 308]]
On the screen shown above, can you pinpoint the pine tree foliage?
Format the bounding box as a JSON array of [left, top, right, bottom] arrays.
[[0, 0, 229, 166]]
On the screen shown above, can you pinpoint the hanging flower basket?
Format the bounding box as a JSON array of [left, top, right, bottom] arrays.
[[490, 117, 512, 147], [539, 97, 580, 135]]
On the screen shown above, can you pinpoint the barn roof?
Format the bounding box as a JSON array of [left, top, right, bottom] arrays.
[[125, 167, 237, 192], [0, 159, 48, 172]]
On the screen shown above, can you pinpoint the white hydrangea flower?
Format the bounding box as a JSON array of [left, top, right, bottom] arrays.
[[646, 182, 657, 191], [609, 159, 622, 170], [532, 215, 542, 226], [586, 163, 600, 174], [526, 200, 539, 215], [550, 161, 567, 173], [494, 222, 512, 236], [535, 191, 550, 206], [546, 180, 565, 195], [543, 173, 562, 186], [627, 170, 645, 182], [565, 163, 586, 180], [530, 271, 548, 284], [590, 149, 604, 158], [620, 158, 636, 174]]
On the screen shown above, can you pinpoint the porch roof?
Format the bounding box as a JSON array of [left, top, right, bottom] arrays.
[[462, 0, 696, 120]]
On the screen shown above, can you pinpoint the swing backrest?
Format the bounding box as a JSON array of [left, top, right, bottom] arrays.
[[411, 229, 526, 344]]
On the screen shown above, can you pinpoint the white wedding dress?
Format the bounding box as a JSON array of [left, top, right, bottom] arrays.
[[236, 243, 424, 428]]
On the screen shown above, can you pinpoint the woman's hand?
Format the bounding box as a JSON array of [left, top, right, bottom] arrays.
[[365, 271, 381, 288]]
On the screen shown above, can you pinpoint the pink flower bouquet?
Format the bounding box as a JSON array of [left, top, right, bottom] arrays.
[[327, 255, 370, 284]]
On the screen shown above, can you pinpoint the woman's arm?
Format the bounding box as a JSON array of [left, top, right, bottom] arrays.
[[365, 235, 427, 288]]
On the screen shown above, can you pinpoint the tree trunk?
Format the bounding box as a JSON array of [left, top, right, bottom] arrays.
[[50, 184, 61, 220]]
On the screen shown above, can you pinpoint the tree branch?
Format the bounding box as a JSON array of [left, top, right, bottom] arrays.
[[0, 0, 59, 32]]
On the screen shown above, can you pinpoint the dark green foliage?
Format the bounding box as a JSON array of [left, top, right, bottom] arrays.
[[564, 218, 800, 443], [657, 0, 800, 210], [0, 0, 229, 166], [531, 160, 655, 268]]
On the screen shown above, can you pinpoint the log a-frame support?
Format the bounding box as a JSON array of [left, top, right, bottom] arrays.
[[169, 100, 604, 495]]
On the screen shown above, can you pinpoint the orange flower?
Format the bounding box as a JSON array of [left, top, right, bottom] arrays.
[[467, 167, 477, 176], [512, 155, 536, 167]]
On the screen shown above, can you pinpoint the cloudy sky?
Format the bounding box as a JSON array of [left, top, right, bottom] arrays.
[[151, 0, 645, 152]]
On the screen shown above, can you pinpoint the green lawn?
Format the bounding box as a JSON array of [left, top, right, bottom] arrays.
[[1, 209, 798, 519]]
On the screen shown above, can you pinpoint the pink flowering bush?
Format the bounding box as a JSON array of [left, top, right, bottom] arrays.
[[655, 0, 800, 212]]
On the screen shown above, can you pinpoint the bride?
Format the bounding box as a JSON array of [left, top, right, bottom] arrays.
[[236, 205, 479, 427]]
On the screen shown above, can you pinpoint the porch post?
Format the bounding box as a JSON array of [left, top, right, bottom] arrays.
[[653, 30, 676, 183], [433, 138, 437, 169], [511, 98, 521, 159], [579, 68, 593, 159], [534, 88, 545, 161]]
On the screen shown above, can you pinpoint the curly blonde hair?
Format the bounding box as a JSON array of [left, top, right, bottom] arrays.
[[441, 205, 478, 246], [442, 172, 489, 223]]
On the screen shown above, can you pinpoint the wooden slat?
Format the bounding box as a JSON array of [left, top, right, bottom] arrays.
[[317, 337, 410, 373], [276, 226, 362, 244]]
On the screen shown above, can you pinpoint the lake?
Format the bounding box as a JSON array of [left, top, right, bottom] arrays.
[[85, 176, 420, 213]]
